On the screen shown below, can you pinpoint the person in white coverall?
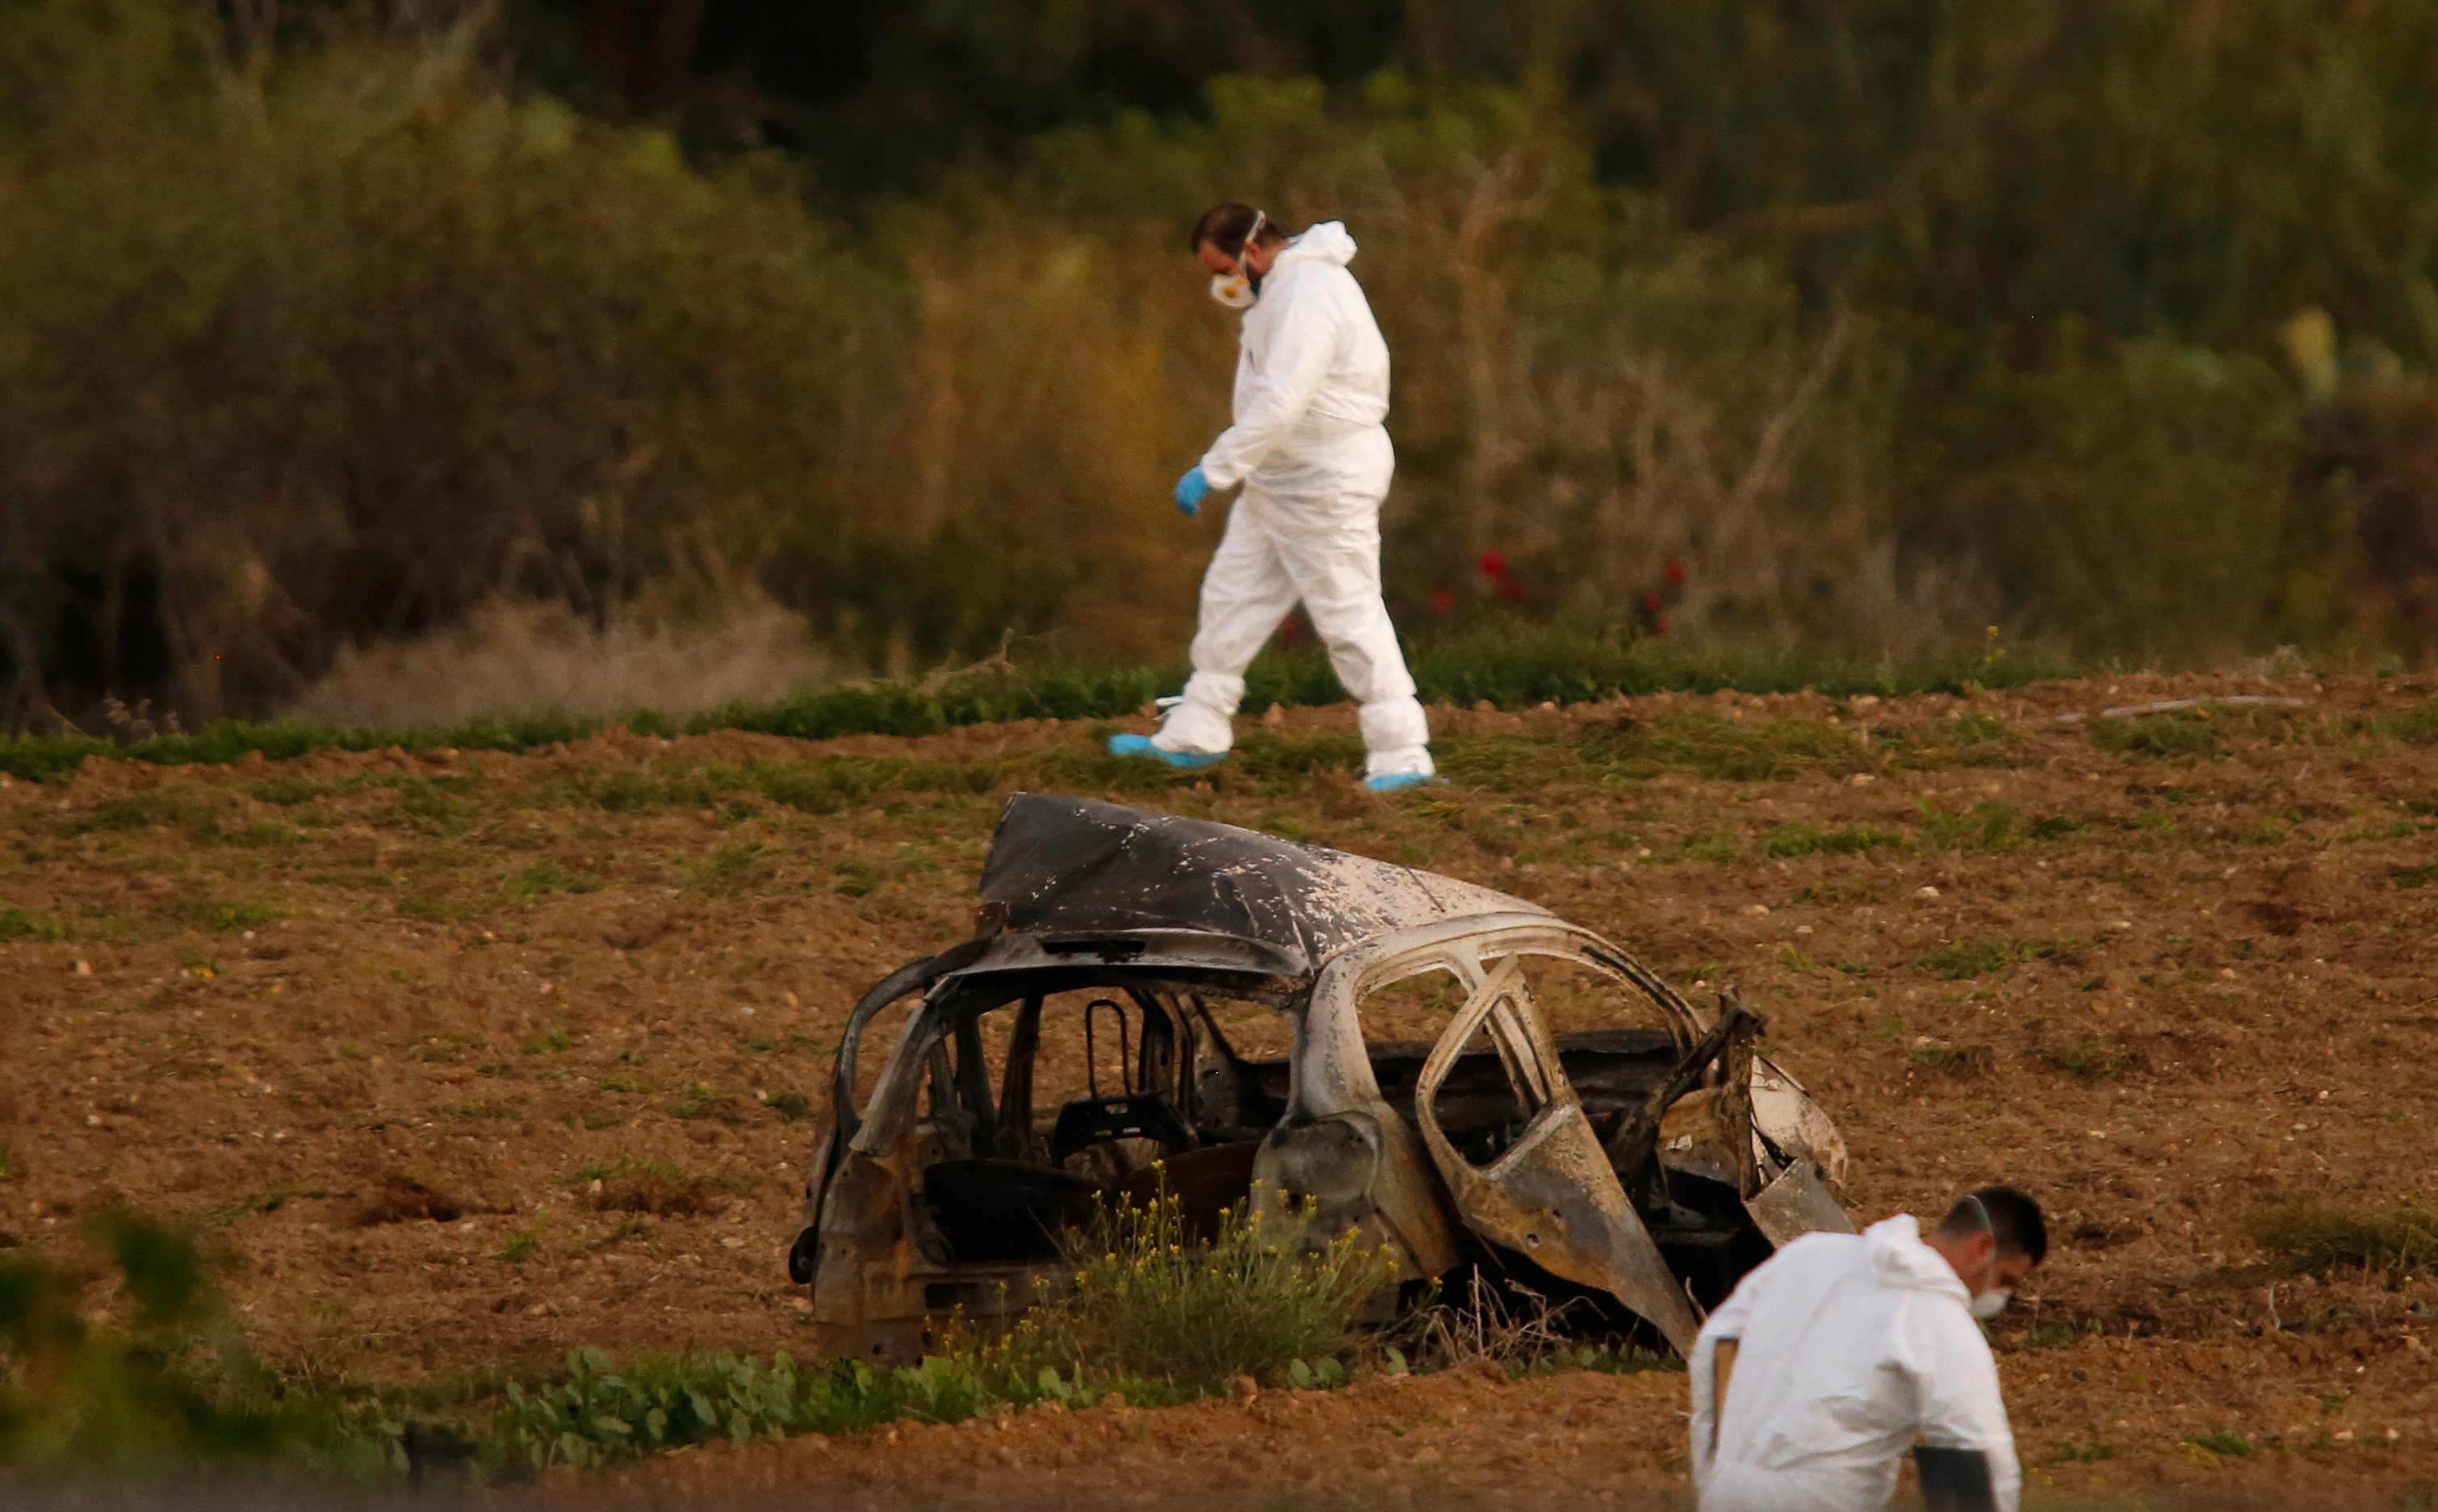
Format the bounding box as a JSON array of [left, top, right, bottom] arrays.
[[1107, 203, 1435, 791], [1690, 1186, 2048, 1512]]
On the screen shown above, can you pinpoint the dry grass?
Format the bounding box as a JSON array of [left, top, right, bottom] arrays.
[[287, 596, 844, 727], [2245, 1200, 2438, 1280]]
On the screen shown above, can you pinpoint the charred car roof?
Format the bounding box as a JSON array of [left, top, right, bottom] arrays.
[[970, 793, 1545, 983]]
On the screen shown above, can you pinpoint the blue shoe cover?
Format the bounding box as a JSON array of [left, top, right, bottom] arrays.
[[1363, 770, 1440, 794], [1107, 733, 1224, 769]]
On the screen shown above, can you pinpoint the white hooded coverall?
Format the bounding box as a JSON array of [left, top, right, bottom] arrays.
[[1689, 1216, 2021, 1512], [1154, 221, 1432, 779]]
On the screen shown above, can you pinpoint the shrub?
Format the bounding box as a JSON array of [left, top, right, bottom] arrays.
[[0, 1213, 393, 1471], [1026, 1187, 1397, 1393]]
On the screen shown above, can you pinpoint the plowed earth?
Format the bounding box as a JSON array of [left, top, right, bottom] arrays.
[[4, 669, 2437, 1507]]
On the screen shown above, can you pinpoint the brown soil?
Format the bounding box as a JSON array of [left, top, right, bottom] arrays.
[[4, 669, 2436, 1505]]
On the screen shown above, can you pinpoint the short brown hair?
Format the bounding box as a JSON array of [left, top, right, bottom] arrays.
[[1190, 202, 1286, 257]]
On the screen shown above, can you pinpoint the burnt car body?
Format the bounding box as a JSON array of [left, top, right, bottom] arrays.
[[791, 794, 1851, 1362]]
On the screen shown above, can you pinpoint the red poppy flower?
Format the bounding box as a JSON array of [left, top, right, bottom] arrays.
[[1642, 591, 1664, 613], [1664, 558, 1686, 584], [1479, 551, 1507, 580], [1431, 589, 1456, 613]]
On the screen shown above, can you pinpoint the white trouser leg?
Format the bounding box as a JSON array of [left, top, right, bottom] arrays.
[[1271, 497, 1433, 779], [1157, 500, 1299, 756]]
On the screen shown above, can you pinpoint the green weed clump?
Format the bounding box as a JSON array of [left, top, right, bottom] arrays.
[[1580, 708, 1870, 782], [2381, 701, 2438, 745], [1759, 822, 1907, 859], [1019, 1188, 1399, 1393], [488, 1348, 1000, 1473], [2243, 1200, 2438, 1280], [2091, 714, 2219, 759], [2039, 1037, 2136, 1084], [1917, 937, 2064, 979]]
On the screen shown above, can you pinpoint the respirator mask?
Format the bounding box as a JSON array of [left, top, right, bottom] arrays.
[[1960, 1193, 2013, 1318], [1208, 211, 1267, 309]]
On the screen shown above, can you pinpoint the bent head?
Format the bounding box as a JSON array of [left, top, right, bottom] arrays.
[[1192, 201, 1289, 284], [1926, 1185, 2046, 1317]]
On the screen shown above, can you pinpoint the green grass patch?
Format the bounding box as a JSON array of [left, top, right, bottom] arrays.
[[2393, 863, 2438, 889], [689, 840, 773, 897], [1581, 708, 1870, 781], [2092, 713, 2218, 759], [496, 1228, 542, 1263], [1758, 821, 1907, 858], [2243, 1200, 2438, 1280], [1916, 936, 2063, 979], [2039, 1036, 2136, 1084], [2186, 1427, 2254, 1458], [572, 1156, 726, 1217], [0, 903, 65, 942], [396, 892, 482, 923], [2049, 1436, 2120, 1464], [181, 898, 287, 932], [0, 630, 2089, 783], [1917, 799, 2028, 851], [501, 863, 605, 903], [2381, 700, 2438, 745], [438, 1101, 522, 1122]]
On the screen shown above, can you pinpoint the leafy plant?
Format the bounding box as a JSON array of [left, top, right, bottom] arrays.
[[2187, 1427, 2254, 1458], [0, 1213, 396, 1470], [1019, 1187, 1397, 1393]]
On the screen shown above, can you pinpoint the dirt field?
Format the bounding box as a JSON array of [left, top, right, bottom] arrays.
[[4, 668, 2436, 1506]]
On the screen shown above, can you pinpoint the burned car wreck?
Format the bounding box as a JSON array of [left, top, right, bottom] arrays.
[[791, 794, 1851, 1362]]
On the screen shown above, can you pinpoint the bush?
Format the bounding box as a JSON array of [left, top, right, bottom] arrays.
[[1016, 1186, 1397, 1393], [0, 1213, 393, 1472]]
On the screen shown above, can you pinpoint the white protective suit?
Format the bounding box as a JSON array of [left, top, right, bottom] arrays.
[[1154, 221, 1432, 780], [1690, 1215, 2021, 1512]]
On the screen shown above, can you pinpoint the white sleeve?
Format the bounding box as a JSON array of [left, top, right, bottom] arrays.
[[1907, 1307, 2021, 1512], [1686, 1255, 1770, 1485], [1197, 281, 1344, 489]]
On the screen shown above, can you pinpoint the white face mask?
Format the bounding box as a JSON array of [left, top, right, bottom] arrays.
[[1968, 1287, 2013, 1321], [1206, 210, 1267, 309]]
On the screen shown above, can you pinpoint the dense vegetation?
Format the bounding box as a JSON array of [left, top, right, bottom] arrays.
[[2, 0, 2433, 728]]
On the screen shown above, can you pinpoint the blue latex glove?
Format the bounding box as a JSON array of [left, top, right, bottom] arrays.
[[1174, 465, 1211, 517]]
